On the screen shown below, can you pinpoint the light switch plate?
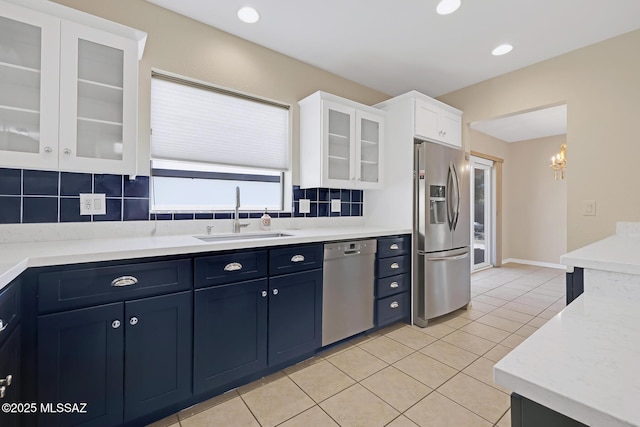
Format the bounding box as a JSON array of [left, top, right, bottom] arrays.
[[299, 199, 311, 214], [331, 199, 341, 213], [583, 200, 596, 216]]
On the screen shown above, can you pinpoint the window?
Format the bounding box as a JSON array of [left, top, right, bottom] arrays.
[[149, 72, 291, 212]]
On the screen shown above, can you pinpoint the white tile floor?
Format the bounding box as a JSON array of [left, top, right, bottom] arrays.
[[149, 263, 566, 427]]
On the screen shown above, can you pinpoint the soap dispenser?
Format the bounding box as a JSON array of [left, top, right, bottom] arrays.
[[260, 209, 271, 231]]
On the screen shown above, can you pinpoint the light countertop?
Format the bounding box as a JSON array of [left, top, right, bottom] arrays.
[[0, 226, 410, 291], [561, 222, 640, 275], [494, 294, 640, 427]]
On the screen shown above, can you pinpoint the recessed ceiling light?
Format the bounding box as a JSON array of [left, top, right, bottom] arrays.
[[492, 44, 513, 56], [237, 6, 259, 23], [436, 0, 461, 15]]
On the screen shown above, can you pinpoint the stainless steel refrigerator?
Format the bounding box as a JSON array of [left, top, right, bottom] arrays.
[[413, 139, 471, 327]]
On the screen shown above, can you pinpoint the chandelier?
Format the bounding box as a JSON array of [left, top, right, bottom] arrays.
[[550, 143, 567, 180]]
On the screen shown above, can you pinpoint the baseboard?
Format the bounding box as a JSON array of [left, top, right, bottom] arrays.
[[502, 258, 567, 270]]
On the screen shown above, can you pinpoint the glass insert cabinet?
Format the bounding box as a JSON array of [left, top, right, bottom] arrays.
[[0, 0, 144, 175], [299, 90, 385, 190]]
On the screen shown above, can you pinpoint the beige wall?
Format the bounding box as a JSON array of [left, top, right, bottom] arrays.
[[52, 0, 389, 181], [505, 135, 567, 264], [440, 29, 640, 251]]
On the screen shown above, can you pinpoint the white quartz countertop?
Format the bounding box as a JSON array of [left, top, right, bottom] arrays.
[[561, 234, 640, 275], [494, 294, 640, 427], [0, 226, 410, 291]]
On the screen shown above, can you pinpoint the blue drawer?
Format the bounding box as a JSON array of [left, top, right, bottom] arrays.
[[377, 235, 410, 258], [0, 278, 20, 348], [269, 244, 323, 276], [376, 292, 410, 327], [377, 255, 410, 278], [38, 259, 192, 313], [376, 273, 410, 299], [195, 250, 268, 288]]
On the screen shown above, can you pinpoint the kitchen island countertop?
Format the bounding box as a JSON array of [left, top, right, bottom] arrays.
[[494, 293, 640, 427]]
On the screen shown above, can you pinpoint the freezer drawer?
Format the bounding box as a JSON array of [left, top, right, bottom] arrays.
[[414, 247, 470, 327]]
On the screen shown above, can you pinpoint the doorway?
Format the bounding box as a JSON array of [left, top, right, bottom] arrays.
[[470, 156, 494, 270]]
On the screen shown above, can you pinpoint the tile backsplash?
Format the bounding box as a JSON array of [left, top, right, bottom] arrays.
[[0, 168, 364, 224]]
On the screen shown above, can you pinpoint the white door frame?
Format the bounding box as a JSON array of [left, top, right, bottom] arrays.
[[470, 156, 494, 270]]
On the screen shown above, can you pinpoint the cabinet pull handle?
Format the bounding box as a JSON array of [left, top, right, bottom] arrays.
[[390, 282, 399, 288], [0, 386, 6, 399], [261, 291, 268, 298], [44, 146, 53, 153], [273, 289, 279, 296], [112, 320, 121, 329], [389, 243, 399, 250], [291, 255, 305, 263], [390, 262, 400, 269], [224, 262, 243, 272], [130, 317, 138, 326], [0, 375, 12, 387], [390, 301, 399, 309], [111, 276, 138, 287], [63, 148, 72, 155], [0, 319, 7, 333]]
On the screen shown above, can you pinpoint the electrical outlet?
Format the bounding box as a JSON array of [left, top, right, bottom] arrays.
[[331, 199, 341, 213], [583, 200, 596, 216], [299, 199, 311, 214], [79, 193, 106, 215]]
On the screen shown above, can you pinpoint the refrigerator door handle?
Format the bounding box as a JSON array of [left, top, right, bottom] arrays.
[[450, 162, 461, 231], [446, 164, 454, 231], [428, 253, 470, 262]]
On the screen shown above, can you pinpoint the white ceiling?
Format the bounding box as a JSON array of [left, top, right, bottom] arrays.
[[145, 0, 640, 98], [470, 105, 567, 143]]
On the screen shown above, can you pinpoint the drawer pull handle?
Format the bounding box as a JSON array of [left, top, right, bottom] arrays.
[[390, 243, 399, 250], [291, 255, 305, 263], [390, 301, 399, 309], [0, 319, 7, 333], [0, 386, 6, 399], [273, 289, 279, 295], [111, 276, 138, 287], [130, 317, 139, 326], [224, 262, 243, 272], [390, 282, 399, 288], [0, 375, 12, 387], [390, 262, 400, 269], [261, 291, 268, 298], [112, 320, 121, 329]]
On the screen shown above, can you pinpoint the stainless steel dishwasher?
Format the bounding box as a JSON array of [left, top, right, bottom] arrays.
[[322, 239, 377, 346]]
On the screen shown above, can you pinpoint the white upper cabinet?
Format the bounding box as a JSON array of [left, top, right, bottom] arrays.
[[0, 2, 60, 170], [414, 97, 462, 148], [0, 0, 145, 174], [299, 91, 384, 190]]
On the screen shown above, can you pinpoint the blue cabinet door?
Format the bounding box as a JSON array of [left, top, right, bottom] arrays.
[[0, 325, 20, 427], [124, 291, 193, 421], [268, 269, 322, 366], [193, 279, 268, 394], [37, 303, 124, 427]]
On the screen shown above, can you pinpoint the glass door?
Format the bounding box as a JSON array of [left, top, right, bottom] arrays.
[[356, 110, 383, 189], [0, 3, 60, 170], [323, 100, 354, 186], [470, 156, 494, 270]]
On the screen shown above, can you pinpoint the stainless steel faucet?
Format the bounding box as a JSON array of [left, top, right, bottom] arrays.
[[233, 186, 249, 233]]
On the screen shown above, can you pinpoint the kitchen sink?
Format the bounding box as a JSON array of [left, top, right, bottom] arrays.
[[195, 232, 292, 242]]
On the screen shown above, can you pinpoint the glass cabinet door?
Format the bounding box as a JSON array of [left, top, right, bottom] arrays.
[[0, 3, 59, 169], [356, 111, 383, 188], [59, 21, 137, 174], [323, 101, 354, 185]]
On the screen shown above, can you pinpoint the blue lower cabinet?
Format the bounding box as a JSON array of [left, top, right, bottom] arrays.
[[193, 279, 268, 394], [124, 292, 192, 421], [37, 291, 193, 427], [268, 269, 322, 366], [37, 302, 124, 427]]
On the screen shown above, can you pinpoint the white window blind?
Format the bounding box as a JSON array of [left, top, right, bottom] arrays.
[[150, 74, 290, 171]]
